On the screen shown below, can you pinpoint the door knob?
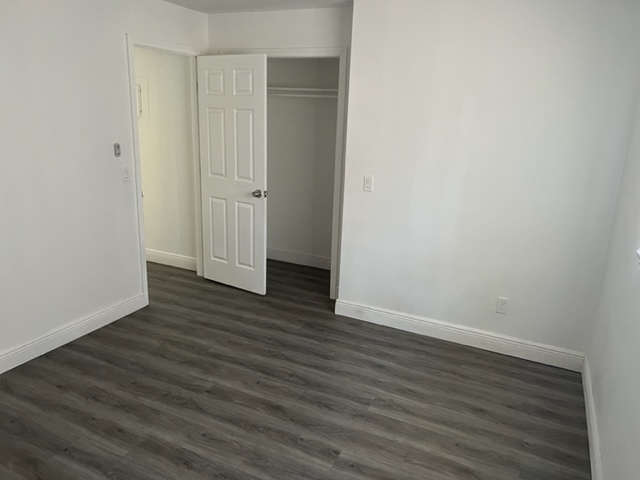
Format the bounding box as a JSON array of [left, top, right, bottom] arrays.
[[252, 189, 263, 198]]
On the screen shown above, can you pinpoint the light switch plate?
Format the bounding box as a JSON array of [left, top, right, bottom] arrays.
[[636, 249, 640, 264], [363, 175, 374, 192]]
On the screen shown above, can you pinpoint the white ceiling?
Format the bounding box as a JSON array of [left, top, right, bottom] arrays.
[[163, 0, 352, 14]]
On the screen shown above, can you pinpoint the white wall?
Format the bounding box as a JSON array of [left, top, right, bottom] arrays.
[[0, 0, 207, 367], [588, 96, 640, 479], [338, 0, 640, 354], [135, 47, 197, 270], [208, 6, 352, 51], [267, 59, 338, 269]]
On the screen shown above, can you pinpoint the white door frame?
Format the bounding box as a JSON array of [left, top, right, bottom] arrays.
[[125, 34, 206, 298], [217, 47, 349, 300]]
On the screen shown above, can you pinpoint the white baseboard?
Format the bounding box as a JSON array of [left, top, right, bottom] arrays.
[[146, 249, 197, 271], [582, 358, 603, 480], [0, 294, 147, 375], [335, 300, 585, 372], [267, 248, 330, 270]]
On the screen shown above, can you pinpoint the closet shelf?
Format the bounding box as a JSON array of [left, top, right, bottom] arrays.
[[267, 87, 338, 99]]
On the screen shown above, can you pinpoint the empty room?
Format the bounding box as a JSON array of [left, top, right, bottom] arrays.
[[1, 0, 639, 479]]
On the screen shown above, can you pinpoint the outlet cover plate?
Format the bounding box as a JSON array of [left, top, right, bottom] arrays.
[[496, 297, 509, 315]]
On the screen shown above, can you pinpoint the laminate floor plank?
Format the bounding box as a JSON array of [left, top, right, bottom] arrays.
[[0, 260, 591, 479]]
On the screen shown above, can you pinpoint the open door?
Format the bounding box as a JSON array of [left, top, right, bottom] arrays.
[[197, 54, 267, 295]]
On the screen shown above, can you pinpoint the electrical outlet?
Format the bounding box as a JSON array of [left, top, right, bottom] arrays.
[[496, 297, 509, 315]]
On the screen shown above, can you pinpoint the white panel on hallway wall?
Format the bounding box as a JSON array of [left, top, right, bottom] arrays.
[[135, 46, 197, 272]]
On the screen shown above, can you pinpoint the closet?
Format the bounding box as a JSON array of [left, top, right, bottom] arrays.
[[266, 58, 340, 272]]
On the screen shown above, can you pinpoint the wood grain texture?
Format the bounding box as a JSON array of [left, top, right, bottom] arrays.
[[0, 261, 591, 479]]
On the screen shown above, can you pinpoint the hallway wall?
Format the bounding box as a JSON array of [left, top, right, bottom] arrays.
[[135, 47, 197, 270]]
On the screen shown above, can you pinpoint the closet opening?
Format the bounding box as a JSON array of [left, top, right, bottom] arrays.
[[266, 57, 342, 299]]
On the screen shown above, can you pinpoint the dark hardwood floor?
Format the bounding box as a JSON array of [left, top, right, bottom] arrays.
[[0, 261, 591, 479]]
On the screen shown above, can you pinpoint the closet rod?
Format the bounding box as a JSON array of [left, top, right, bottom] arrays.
[[268, 93, 338, 99], [267, 87, 338, 99]]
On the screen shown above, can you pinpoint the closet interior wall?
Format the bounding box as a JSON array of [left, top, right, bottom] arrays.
[[266, 58, 340, 271]]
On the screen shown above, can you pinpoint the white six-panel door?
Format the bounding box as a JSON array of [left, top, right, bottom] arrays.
[[197, 54, 267, 295]]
